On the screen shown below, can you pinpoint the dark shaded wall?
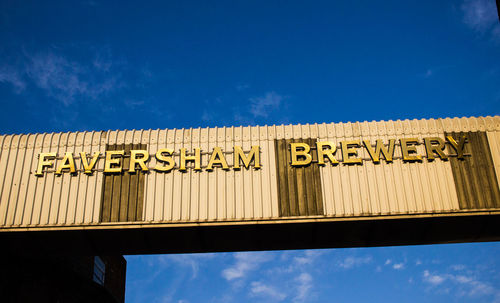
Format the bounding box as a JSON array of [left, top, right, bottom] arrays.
[[0, 254, 126, 303]]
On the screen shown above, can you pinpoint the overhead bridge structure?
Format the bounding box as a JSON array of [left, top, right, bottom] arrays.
[[0, 116, 499, 255]]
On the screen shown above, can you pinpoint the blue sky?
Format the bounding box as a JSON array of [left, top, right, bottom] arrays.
[[126, 244, 500, 303], [1, 0, 499, 302]]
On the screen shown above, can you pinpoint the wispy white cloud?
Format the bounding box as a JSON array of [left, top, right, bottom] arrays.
[[124, 99, 146, 109], [222, 252, 273, 281], [25, 50, 123, 105], [250, 281, 287, 301], [455, 275, 473, 284], [467, 279, 495, 296], [293, 250, 323, 266], [294, 273, 313, 303], [338, 255, 372, 269], [249, 91, 283, 118], [159, 253, 217, 279], [201, 90, 289, 126], [422, 269, 497, 297], [461, 0, 498, 32], [133, 254, 220, 303], [269, 250, 324, 275], [379, 259, 405, 271], [0, 66, 26, 93], [0, 46, 139, 108], [418, 65, 454, 79], [461, 0, 500, 41], [423, 270, 446, 285], [232, 110, 255, 126], [201, 109, 215, 122], [236, 83, 250, 91], [92, 48, 113, 72], [450, 264, 466, 271], [256, 250, 322, 302]]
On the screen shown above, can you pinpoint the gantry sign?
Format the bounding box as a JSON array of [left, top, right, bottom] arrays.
[[0, 116, 499, 255], [35, 136, 465, 175]]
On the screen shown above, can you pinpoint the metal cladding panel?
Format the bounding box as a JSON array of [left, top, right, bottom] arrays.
[[141, 126, 279, 222], [0, 131, 104, 227], [318, 119, 461, 217], [487, 130, 500, 188], [0, 116, 499, 230]]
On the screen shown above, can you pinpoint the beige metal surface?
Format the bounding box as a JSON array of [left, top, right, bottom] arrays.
[[0, 116, 499, 229], [317, 118, 462, 217], [487, 130, 500, 187], [140, 126, 280, 223]]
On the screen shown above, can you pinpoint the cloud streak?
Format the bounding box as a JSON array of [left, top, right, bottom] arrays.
[[159, 253, 217, 279], [250, 281, 287, 301], [249, 91, 283, 118], [293, 250, 323, 266], [1, 46, 132, 106], [201, 91, 289, 127], [25, 50, 123, 105], [0, 66, 26, 93], [461, 0, 500, 41], [338, 255, 372, 269], [222, 252, 273, 281], [423, 269, 497, 297], [461, 0, 498, 32], [294, 272, 313, 303]]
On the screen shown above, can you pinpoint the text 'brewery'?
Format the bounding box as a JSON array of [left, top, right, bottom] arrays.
[[290, 135, 467, 166]]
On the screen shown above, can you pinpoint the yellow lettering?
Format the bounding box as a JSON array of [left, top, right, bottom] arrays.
[[233, 146, 261, 169], [291, 143, 312, 166], [35, 152, 57, 176], [179, 148, 201, 171], [206, 147, 229, 171], [129, 150, 149, 172], [341, 140, 362, 164], [424, 137, 448, 161], [154, 148, 175, 172], [363, 139, 395, 163], [446, 135, 467, 159], [104, 150, 124, 173], [55, 152, 76, 175], [316, 141, 339, 165], [80, 152, 100, 174], [400, 138, 422, 162]]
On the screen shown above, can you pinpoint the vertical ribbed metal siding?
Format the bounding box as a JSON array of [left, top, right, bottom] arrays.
[[274, 138, 324, 217], [487, 130, 500, 187], [0, 116, 499, 228], [315, 117, 500, 217], [141, 126, 280, 222]]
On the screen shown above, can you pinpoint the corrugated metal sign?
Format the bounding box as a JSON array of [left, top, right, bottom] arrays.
[[0, 116, 499, 230]]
